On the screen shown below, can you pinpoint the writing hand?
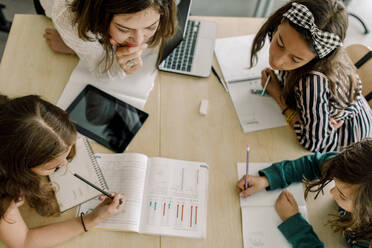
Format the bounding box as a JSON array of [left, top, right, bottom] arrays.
[[236, 175, 269, 198]]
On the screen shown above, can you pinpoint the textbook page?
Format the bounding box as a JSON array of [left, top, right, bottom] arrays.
[[237, 162, 307, 248], [78, 153, 148, 232], [139, 157, 209, 239], [215, 35, 286, 133]]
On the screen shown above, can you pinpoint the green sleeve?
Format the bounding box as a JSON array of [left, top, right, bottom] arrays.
[[259, 152, 338, 190], [278, 213, 324, 248]]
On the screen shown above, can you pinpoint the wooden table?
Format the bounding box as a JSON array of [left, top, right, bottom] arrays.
[[0, 15, 346, 248]]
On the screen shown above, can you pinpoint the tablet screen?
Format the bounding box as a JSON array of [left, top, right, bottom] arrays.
[[66, 85, 148, 153]]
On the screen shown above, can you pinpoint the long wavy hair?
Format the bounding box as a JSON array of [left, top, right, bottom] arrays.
[[304, 139, 372, 242], [70, 0, 177, 72], [250, 0, 359, 109], [0, 95, 77, 220]]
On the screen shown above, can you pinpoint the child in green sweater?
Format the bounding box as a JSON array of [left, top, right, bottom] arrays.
[[236, 139, 372, 248]]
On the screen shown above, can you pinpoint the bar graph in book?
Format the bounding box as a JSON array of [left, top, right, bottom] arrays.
[[144, 198, 201, 231], [147, 166, 200, 198]]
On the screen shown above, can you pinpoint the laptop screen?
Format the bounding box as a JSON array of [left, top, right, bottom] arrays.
[[158, 0, 192, 64]]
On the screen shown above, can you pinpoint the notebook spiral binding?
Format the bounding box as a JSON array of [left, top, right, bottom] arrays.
[[82, 138, 109, 191]]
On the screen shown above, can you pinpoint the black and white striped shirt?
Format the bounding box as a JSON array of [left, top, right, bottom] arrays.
[[280, 70, 372, 152]]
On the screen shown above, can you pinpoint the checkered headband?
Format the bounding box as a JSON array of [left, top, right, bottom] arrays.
[[282, 2, 343, 58]]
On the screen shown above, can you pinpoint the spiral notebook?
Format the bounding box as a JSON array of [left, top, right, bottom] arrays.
[[49, 137, 108, 212]]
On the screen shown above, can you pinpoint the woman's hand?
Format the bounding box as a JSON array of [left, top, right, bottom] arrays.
[[236, 175, 269, 198], [89, 192, 126, 224], [110, 38, 148, 75], [275, 190, 299, 221], [261, 68, 282, 104]]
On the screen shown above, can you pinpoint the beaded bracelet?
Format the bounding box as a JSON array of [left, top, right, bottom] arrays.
[[80, 212, 88, 232], [286, 111, 297, 124]]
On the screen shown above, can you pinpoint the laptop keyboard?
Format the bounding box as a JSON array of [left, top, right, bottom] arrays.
[[162, 20, 200, 72]]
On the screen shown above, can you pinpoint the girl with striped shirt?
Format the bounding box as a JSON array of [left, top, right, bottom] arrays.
[[250, 0, 372, 152]]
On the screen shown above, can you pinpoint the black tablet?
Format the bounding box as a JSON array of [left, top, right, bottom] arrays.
[[66, 84, 149, 153]]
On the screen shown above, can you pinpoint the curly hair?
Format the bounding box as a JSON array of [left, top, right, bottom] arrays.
[[304, 139, 372, 242], [0, 95, 77, 220]]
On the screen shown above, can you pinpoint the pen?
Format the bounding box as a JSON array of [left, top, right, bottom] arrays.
[[244, 145, 250, 190], [73, 172, 123, 205], [211, 66, 228, 92], [261, 75, 271, 96]]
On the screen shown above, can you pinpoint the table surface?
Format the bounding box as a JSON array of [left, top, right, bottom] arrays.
[[0, 15, 346, 248]]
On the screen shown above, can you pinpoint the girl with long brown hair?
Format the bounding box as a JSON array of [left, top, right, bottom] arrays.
[[0, 95, 125, 247], [40, 0, 177, 77], [251, 0, 371, 152], [237, 139, 372, 247]]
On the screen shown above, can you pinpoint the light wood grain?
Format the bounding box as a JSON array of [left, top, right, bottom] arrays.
[[0, 14, 347, 248], [0, 15, 160, 248]]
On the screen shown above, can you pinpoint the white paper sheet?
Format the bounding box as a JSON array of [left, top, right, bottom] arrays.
[[215, 35, 287, 133], [57, 49, 158, 111], [237, 162, 307, 248]]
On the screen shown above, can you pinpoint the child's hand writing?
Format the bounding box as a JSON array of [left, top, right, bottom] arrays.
[[261, 68, 282, 102], [275, 190, 299, 221], [91, 192, 126, 223], [236, 175, 269, 197]]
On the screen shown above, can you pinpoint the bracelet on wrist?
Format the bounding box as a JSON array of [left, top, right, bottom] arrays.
[[282, 107, 290, 115], [286, 111, 297, 124], [80, 212, 88, 232]]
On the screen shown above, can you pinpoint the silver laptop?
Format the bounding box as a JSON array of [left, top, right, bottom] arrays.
[[158, 0, 217, 77]]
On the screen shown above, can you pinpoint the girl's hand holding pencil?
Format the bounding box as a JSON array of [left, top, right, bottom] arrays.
[[260, 68, 282, 101], [92, 192, 126, 222], [236, 175, 269, 198]]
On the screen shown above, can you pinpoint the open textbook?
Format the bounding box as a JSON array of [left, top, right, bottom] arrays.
[[78, 153, 209, 239], [49, 137, 107, 212], [237, 162, 307, 248], [215, 35, 286, 133]]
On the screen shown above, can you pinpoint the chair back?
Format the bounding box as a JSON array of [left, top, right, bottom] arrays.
[[346, 44, 372, 108]]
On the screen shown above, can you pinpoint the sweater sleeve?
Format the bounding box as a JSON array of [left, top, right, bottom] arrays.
[[293, 73, 339, 152], [259, 152, 338, 191], [278, 213, 324, 248]]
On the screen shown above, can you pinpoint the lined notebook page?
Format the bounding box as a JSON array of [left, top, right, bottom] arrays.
[[237, 162, 307, 248], [49, 137, 106, 211]]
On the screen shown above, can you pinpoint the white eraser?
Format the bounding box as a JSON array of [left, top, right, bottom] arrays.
[[199, 99, 208, 115]]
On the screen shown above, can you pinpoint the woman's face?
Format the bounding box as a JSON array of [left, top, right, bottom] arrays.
[[31, 146, 72, 176], [330, 178, 358, 212], [269, 22, 316, 71], [109, 7, 161, 47]]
